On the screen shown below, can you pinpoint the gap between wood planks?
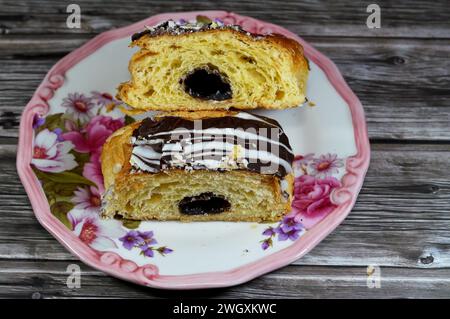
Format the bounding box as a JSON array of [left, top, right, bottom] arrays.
[[0, 0, 450, 38], [0, 259, 450, 298], [1, 142, 450, 270], [1, 35, 450, 141]]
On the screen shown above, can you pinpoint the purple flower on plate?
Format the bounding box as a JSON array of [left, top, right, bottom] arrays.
[[119, 230, 144, 250], [141, 246, 154, 258], [262, 227, 276, 237], [275, 216, 303, 241], [53, 128, 64, 142], [279, 216, 303, 233], [159, 247, 173, 255], [33, 115, 45, 129], [139, 231, 157, 245], [261, 238, 272, 250], [261, 214, 305, 249], [62, 92, 96, 123], [119, 229, 173, 258], [138, 230, 153, 240], [275, 228, 301, 241]]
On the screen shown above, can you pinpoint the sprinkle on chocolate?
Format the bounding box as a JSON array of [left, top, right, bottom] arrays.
[[131, 16, 264, 42]]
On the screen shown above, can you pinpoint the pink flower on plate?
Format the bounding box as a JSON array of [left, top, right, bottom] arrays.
[[292, 175, 341, 229], [62, 115, 124, 154], [64, 119, 78, 132], [83, 152, 105, 193], [68, 210, 125, 250], [294, 153, 314, 166], [31, 129, 77, 173], [62, 93, 97, 123], [293, 153, 314, 174], [71, 186, 101, 214], [310, 153, 344, 178], [91, 91, 123, 111]]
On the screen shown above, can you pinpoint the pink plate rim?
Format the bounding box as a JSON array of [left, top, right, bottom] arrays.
[[17, 10, 370, 289]]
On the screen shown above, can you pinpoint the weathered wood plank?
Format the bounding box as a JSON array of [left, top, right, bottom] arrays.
[[2, 143, 450, 270], [1, 38, 450, 140], [1, 0, 450, 298], [0, 35, 90, 56], [1, 260, 449, 298], [0, 0, 449, 38]]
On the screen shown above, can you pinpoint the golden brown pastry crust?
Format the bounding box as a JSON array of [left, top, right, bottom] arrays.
[[101, 113, 294, 222], [117, 28, 309, 113]]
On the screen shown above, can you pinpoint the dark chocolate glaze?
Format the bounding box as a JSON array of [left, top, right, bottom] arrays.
[[131, 112, 294, 177], [131, 18, 262, 42]]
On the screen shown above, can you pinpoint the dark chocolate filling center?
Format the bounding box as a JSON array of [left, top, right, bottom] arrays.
[[178, 192, 231, 215], [182, 66, 232, 101]]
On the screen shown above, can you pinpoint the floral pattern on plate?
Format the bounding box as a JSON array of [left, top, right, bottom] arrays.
[[120, 230, 174, 257], [31, 91, 172, 258], [261, 153, 344, 249], [16, 10, 370, 288], [31, 91, 346, 256]]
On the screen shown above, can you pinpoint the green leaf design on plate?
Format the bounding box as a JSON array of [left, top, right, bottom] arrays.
[[33, 167, 96, 229], [196, 15, 212, 24], [36, 113, 66, 133], [118, 218, 141, 229], [34, 169, 95, 186], [124, 115, 136, 125], [70, 151, 91, 175], [50, 201, 74, 229], [43, 180, 84, 203]]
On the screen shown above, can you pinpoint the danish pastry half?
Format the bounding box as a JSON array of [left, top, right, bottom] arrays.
[[117, 18, 309, 112], [101, 111, 294, 222]]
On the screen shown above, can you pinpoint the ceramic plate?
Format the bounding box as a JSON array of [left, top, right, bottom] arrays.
[[17, 11, 370, 289]]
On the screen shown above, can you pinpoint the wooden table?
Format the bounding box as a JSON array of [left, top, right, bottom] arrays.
[[1, 0, 449, 298]]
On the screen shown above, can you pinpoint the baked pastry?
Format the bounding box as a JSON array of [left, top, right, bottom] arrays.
[[101, 110, 295, 222], [117, 18, 309, 113]]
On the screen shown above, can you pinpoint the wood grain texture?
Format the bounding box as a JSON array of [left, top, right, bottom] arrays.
[[2, 143, 450, 269], [1, 260, 450, 298], [1, 38, 450, 140], [0, 0, 449, 38], [1, 0, 450, 298]]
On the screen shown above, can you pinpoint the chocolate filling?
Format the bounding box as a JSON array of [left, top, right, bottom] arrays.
[[182, 66, 232, 101], [178, 192, 231, 215]]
